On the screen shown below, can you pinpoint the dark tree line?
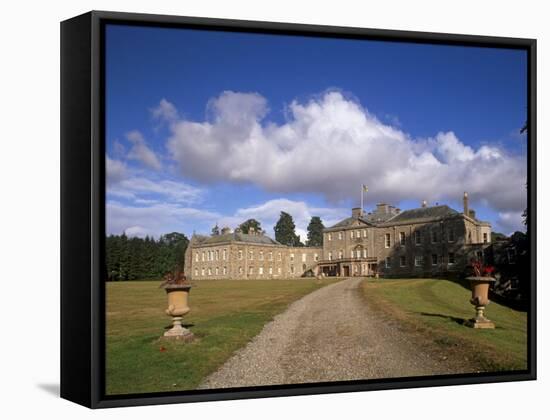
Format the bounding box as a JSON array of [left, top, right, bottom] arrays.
[[105, 232, 189, 281]]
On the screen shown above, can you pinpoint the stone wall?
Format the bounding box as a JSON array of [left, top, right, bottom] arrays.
[[188, 241, 322, 280]]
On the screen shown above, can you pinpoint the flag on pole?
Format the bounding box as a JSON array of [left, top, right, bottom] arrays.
[[363, 184, 368, 192]]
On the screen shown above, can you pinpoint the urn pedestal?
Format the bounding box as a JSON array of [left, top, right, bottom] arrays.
[[465, 276, 496, 329], [162, 284, 194, 341]]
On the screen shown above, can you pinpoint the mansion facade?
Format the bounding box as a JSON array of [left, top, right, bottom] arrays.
[[184, 192, 492, 280]]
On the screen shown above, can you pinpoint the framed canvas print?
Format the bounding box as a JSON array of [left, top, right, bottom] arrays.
[[60, 11, 536, 408]]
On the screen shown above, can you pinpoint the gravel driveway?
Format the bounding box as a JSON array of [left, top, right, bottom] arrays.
[[199, 278, 470, 389]]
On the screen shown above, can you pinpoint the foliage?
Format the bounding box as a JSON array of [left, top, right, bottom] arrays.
[[306, 216, 324, 247], [491, 232, 508, 242], [105, 232, 189, 281], [239, 218, 262, 234], [274, 211, 302, 246], [211, 224, 220, 236]]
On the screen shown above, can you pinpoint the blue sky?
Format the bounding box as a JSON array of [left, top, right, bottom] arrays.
[[105, 23, 528, 239]]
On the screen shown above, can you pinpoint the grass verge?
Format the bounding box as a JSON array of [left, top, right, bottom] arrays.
[[362, 278, 527, 372], [106, 278, 338, 395]]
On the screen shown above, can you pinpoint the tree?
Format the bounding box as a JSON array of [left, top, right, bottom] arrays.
[[211, 224, 220, 236], [239, 218, 262, 234], [104, 231, 188, 281], [306, 216, 324, 247], [274, 211, 301, 246]]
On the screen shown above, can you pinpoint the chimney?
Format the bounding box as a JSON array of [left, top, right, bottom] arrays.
[[463, 192, 469, 216], [221, 227, 231, 235], [352, 207, 363, 218], [421, 200, 428, 208], [376, 203, 389, 214]]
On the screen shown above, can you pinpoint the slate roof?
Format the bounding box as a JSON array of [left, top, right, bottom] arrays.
[[193, 232, 282, 246], [384, 205, 460, 223], [325, 217, 372, 231], [326, 204, 462, 230]]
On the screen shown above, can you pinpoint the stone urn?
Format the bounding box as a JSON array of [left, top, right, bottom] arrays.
[[162, 283, 194, 341], [465, 276, 496, 329]]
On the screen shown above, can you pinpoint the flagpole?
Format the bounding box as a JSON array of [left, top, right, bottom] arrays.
[[361, 185, 364, 215]]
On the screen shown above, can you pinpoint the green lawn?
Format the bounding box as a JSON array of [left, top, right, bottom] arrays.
[[362, 278, 528, 371], [106, 278, 338, 395]]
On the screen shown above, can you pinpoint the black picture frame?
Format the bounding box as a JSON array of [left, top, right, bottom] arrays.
[[60, 10, 537, 409]]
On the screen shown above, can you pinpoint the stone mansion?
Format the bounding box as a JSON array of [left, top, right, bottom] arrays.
[[184, 192, 492, 280]]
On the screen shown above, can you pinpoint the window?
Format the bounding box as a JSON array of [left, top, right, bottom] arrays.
[[385, 257, 391, 268], [328, 252, 333, 261], [302, 253, 306, 262], [290, 265, 295, 274], [431, 230, 438, 243], [399, 256, 406, 267], [356, 249, 361, 258], [399, 232, 406, 246], [483, 232, 488, 243], [350, 231, 354, 239], [277, 267, 281, 274], [338, 250, 343, 259], [201, 268, 205, 276], [249, 251, 253, 260], [194, 268, 198, 276], [357, 230, 361, 238], [415, 230, 422, 245], [448, 252, 455, 265], [249, 266, 254, 275], [208, 268, 212, 276], [215, 267, 219, 275], [195, 253, 199, 262], [259, 251, 264, 261], [290, 253, 294, 262], [239, 266, 243, 274], [202, 252, 205, 262], [431, 254, 438, 265], [363, 229, 367, 238], [338, 232, 343, 240], [215, 250, 219, 260], [385, 233, 391, 248], [278, 252, 282, 261], [268, 252, 273, 261], [314, 253, 319, 261], [269, 267, 273, 275], [328, 233, 332, 241], [468, 231, 472, 243], [415, 255, 423, 267], [223, 267, 227, 275], [259, 267, 263, 275], [354, 265, 359, 273], [223, 248, 227, 260], [363, 249, 367, 258], [303, 264, 307, 271], [448, 228, 455, 242], [238, 250, 243, 260]]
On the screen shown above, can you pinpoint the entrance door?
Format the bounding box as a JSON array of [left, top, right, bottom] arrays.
[[343, 265, 350, 277]]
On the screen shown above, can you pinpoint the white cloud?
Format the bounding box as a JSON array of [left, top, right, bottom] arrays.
[[107, 202, 220, 238], [107, 197, 348, 241], [495, 211, 525, 235], [106, 157, 128, 185], [108, 176, 204, 204], [126, 130, 162, 170], [152, 98, 179, 123], [218, 198, 348, 243], [163, 90, 527, 214]]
